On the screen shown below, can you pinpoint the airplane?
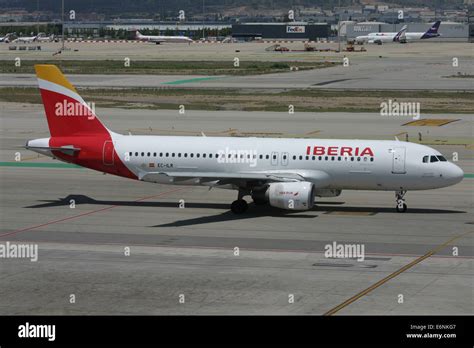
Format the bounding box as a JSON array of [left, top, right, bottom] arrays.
[[402, 20, 441, 42], [355, 25, 407, 44], [0, 33, 12, 43], [135, 30, 193, 44], [26, 65, 464, 214], [12, 33, 39, 43], [356, 21, 441, 45], [36, 33, 55, 42]]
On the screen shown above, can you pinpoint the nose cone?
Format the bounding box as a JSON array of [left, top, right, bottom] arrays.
[[446, 163, 464, 185]]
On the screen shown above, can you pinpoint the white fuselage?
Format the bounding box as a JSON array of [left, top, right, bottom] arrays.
[[136, 33, 193, 43], [108, 135, 462, 191], [356, 32, 399, 44]]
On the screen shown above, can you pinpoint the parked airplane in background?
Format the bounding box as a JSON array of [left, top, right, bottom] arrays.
[[135, 30, 193, 44], [0, 33, 12, 43], [403, 20, 442, 42], [26, 65, 463, 214], [356, 21, 441, 44], [12, 33, 39, 43], [355, 25, 407, 44], [36, 33, 55, 42]]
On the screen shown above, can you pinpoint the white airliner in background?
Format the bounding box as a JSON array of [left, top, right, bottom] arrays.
[[36, 33, 55, 42], [135, 30, 193, 44], [355, 25, 407, 44], [26, 65, 463, 214], [356, 21, 441, 44], [12, 33, 39, 43], [402, 21, 442, 41]]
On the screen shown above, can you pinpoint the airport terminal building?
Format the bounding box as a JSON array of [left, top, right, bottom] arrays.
[[232, 22, 330, 41]]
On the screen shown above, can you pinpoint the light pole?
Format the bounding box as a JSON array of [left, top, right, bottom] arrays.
[[61, 0, 65, 50], [202, 0, 205, 40], [337, 0, 341, 52]]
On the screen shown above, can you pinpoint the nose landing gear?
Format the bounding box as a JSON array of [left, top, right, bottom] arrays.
[[395, 190, 407, 212]]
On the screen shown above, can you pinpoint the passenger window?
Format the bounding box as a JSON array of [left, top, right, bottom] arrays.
[[184, 153, 188, 157], [299, 155, 303, 160], [135, 152, 138, 156], [273, 155, 277, 160], [203, 154, 206, 158], [266, 155, 269, 159], [437, 156, 447, 162], [312, 156, 315, 160], [430, 155, 439, 163], [191, 153, 194, 158], [172, 153, 175, 157], [318, 156, 322, 161], [261, 155, 264, 159], [153, 152, 156, 157], [197, 153, 200, 158], [178, 153, 181, 157], [165, 153, 169, 157], [370, 158, 374, 162], [305, 156, 309, 160], [357, 157, 360, 161], [147, 152, 150, 156], [141, 152, 144, 156], [338, 156, 341, 161], [325, 156, 328, 161], [292, 155, 296, 160], [331, 156, 335, 161]]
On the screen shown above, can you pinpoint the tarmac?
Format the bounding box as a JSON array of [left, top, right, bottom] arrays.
[[0, 103, 472, 314]]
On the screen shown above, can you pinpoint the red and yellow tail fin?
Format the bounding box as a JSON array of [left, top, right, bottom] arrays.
[[35, 64, 109, 137]]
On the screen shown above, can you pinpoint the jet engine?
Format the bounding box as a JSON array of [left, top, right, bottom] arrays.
[[252, 182, 315, 210]]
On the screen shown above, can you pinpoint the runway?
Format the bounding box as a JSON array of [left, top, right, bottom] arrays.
[[0, 103, 472, 314]]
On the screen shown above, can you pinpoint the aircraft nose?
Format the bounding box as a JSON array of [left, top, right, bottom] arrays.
[[446, 163, 464, 184]]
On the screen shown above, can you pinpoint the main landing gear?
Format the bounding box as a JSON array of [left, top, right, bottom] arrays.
[[231, 190, 249, 214], [395, 190, 407, 213]]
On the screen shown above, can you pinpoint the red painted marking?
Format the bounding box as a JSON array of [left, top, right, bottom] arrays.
[[0, 187, 187, 238]]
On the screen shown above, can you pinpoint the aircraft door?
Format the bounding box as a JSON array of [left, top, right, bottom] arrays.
[[103, 140, 115, 165], [281, 152, 289, 166], [271, 152, 278, 166], [392, 147, 406, 174]]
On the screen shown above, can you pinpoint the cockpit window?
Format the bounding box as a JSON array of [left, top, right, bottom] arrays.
[[430, 155, 439, 163], [422, 156, 429, 163], [437, 155, 447, 162]]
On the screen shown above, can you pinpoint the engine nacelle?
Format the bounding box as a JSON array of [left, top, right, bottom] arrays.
[[267, 181, 315, 211], [314, 189, 342, 197]]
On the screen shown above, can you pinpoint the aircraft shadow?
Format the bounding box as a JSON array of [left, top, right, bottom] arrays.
[[24, 194, 465, 227]]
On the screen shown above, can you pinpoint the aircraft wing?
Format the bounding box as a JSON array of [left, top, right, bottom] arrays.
[[139, 169, 330, 187], [148, 38, 165, 43]]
